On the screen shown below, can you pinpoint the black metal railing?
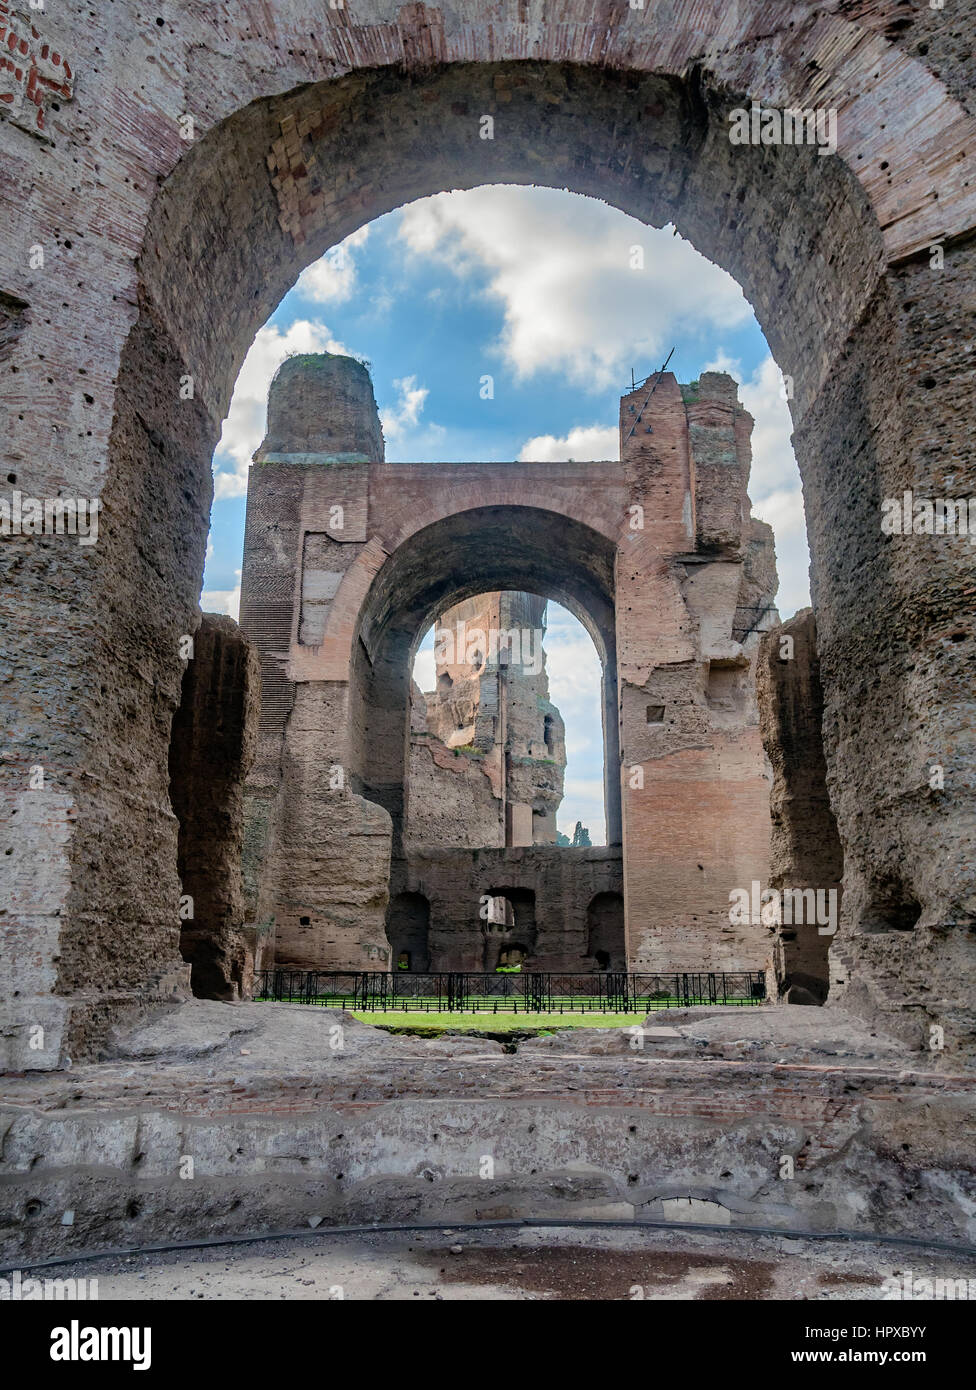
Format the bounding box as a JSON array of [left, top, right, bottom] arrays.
[[253, 970, 766, 1013]]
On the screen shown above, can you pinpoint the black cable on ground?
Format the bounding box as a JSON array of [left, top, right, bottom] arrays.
[[4, 1216, 976, 1276]]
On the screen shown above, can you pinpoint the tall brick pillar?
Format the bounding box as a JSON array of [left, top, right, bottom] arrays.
[[239, 354, 393, 971], [617, 372, 778, 977]]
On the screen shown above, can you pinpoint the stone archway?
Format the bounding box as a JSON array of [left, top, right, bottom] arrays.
[[350, 503, 621, 854], [481, 888, 538, 972], [2, 5, 974, 1064], [254, 487, 623, 972], [234, 353, 779, 983], [386, 891, 431, 973]]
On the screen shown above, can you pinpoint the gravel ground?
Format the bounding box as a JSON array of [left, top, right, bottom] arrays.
[[22, 1225, 976, 1301]]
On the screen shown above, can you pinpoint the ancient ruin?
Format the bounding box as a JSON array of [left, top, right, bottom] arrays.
[[1, 0, 974, 1291], [2, 0, 973, 1064], [235, 351, 777, 979]]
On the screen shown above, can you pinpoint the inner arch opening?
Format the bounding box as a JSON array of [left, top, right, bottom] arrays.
[[410, 595, 606, 850], [347, 503, 621, 858]]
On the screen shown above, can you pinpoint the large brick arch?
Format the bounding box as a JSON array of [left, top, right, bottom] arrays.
[[1, 2, 974, 1061], [315, 476, 626, 679], [345, 502, 621, 853]]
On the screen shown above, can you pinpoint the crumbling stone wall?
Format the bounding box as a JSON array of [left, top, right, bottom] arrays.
[[618, 372, 779, 977], [393, 846, 623, 972], [757, 610, 843, 1003], [168, 614, 261, 999], [407, 698, 503, 852], [259, 352, 383, 462], [240, 356, 392, 974]]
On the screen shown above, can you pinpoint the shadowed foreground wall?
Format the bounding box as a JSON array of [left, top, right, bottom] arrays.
[[168, 614, 261, 1000], [757, 610, 843, 1004]]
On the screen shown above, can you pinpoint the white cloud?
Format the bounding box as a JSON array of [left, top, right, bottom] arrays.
[[737, 355, 810, 619], [213, 319, 351, 499], [545, 608, 602, 739], [519, 423, 618, 462], [738, 355, 799, 494], [544, 603, 606, 843], [380, 375, 446, 458], [201, 572, 241, 622], [296, 226, 369, 305], [413, 625, 436, 691], [702, 348, 742, 376], [750, 485, 810, 621], [398, 186, 751, 391], [381, 375, 428, 442]]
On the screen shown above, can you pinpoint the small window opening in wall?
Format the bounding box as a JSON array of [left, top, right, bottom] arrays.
[[299, 915, 311, 926], [397, 950, 410, 971], [437, 672, 453, 696], [0, 289, 29, 366], [595, 949, 610, 971], [470, 649, 483, 671], [544, 714, 555, 752], [497, 945, 526, 970], [485, 895, 514, 927], [646, 705, 665, 724], [706, 665, 742, 710]]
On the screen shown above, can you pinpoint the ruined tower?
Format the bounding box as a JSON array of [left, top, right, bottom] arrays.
[[407, 589, 567, 850], [615, 369, 780, 977]]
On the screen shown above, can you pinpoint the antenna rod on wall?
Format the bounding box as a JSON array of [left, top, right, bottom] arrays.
[[624, 346, 675, 444]]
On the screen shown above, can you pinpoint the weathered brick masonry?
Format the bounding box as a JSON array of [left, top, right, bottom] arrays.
[[409, 589, 567, 853], [392, 846, 623, 972]]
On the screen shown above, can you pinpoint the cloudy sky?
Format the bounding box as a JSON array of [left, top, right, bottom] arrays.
[[202, 185, 810, 844]]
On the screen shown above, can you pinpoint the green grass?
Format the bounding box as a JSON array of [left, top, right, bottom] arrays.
[[349, 1010, 646, 1033]]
